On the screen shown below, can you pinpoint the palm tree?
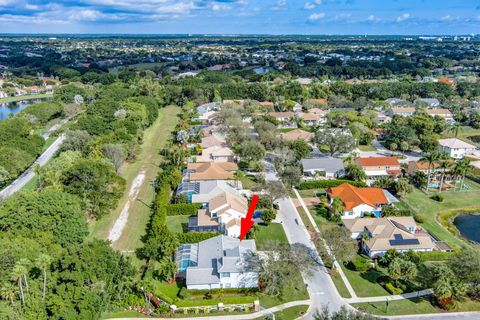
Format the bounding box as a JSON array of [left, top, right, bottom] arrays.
[[17, 258, 30, 295], [438, 160, 452, 193], [446, 122, 462, 138], [35, 254, 51, 300], [420, 151, 440, 193], [453, 159, 470, 191], [0, 282, 16, 305], [10, 263, 27, 304], [330, 196, 344, 217]]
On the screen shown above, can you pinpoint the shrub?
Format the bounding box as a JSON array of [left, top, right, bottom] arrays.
[[414, 212, 427, 223], [417, 251, 455, 262], [385, 282, 403, 295], [298, 179, 366, 190], [430, 194, 444, 202], [166, 203, 202, 216], [178, 287, 192, 299], [347, 257, 370, 271], [175, 232, 219, 244], [316, 206, 328, 218]]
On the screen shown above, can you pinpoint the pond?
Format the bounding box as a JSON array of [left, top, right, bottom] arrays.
[[0, 98, 52, 121], [453, 214, 480, 243]]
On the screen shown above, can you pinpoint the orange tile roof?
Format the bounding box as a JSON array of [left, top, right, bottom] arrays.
[[356, 156, 399, 167], [327, 183, 388, 210]]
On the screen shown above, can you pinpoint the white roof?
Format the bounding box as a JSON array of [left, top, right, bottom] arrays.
[[439, 138, 476, 149]]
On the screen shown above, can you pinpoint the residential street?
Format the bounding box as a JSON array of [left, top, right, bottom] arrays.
[[264, 157, 348, 317], [0, 134, 65, 199]]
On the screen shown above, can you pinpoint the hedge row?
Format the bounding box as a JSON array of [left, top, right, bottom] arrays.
[[417, 251, 456, 262], [298, 179, 366, 190], [166, 203, 203, 216], [175, 232, 219, 244]]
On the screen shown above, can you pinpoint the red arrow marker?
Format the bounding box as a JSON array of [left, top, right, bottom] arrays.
[[240, 194, 259, 241]]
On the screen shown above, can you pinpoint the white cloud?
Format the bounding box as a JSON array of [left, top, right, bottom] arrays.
[[308, 12, 325, 21], [396, 13, 410, 22], [304, 2, 315, 10], [70, 9, 103, 21], [212, 3, 231, 11], [314, 0, 322, 4], [273, 0, 287, 9], [366, 14, 379, 22], [332, 13, 351, 21]]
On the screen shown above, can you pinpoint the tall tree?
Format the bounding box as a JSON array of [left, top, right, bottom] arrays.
[[35, 254, 51, 300], [420, 151, 440, 192], [10, 262, 27, 304]]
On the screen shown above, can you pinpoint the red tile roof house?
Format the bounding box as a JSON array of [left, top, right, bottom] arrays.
[[355, 156, 401, 182], [326, 183, 398, 219]]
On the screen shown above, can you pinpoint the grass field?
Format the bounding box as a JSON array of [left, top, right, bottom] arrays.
[[353, 296, 480, 316], [401, 184, 480, 249], [88, 105, 180, 251], [441, 126, 480, 146], [0, 93, 53, 104], [254, 223, 289, 250], [340, 264, 390, 297], [166, 215, 189, 233], [252, 305, 309, 320]]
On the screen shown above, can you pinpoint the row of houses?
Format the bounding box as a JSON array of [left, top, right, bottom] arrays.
[[177, 103, 259, 290]]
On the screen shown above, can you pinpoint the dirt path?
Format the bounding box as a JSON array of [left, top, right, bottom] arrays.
[[88, 105, 180, 251]]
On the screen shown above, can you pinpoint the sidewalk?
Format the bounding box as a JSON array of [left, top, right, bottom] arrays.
[[345, 289, 433, 304]]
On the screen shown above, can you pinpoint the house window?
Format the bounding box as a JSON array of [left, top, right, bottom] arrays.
[[211, 212, 217, 218], [220, 272, 230, 278]]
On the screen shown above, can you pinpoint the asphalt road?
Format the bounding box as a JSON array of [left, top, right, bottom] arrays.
[[0, 134, 65, 199]]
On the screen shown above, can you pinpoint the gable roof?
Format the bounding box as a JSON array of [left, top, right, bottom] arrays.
[[200, 135, 227, 148], [184, 235, 256, 286], [280, 129, 313, 142], [209, 191, 247, 214], [301, 157, 344, 173], [439, 138, 476, 149], [327, 183, 389, 210], [268, 112, 295, 119], [356, 156, 400, 167], [343, 217, 435, 252], [187, 162, 237, 181]]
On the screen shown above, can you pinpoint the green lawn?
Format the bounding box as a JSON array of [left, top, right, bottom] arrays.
[[340, 264, 390, 297], [239, 175, 260, 190], [166, 215, 190, 233], [254, 223, 289, 250], [401, 185, 480, 249], [353, 297, 480, 316], [358, 144, 377, 151], [253, 305, 309, 320], [0, 93, 53, 104], [441, 126, 480, 146], [102, 311, 149, 319], [88, 105, 180, 251], [330, 272, 352, 298]]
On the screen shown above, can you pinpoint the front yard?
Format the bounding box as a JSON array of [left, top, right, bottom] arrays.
[[254, 222, 289, 250]]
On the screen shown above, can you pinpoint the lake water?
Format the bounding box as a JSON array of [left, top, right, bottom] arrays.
[[454, 214, 480, 243], [0, 98, 52, 121]]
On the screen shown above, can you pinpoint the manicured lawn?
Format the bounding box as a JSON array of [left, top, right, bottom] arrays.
[[330, 272, 352, 298], [259, 269, 309, 308], [401, 186, 480, 249], [252, 305, 309, 320], [353, 297, 480, 316], [254, 223, 289, 250], [88, 105, 180, 251], [340, 264, 390, 297], [0, 93, 53, 104], [358, 144, 377, 151], [167, 215, 189, 233], [353, 297, 438, 316], [239, 175, 260, 190]]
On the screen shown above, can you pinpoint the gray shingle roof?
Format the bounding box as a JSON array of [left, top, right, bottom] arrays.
[[301, 157, 345, 173], [185, 235, 256, 286]]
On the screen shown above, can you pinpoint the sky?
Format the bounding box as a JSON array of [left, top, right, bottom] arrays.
[[0, 0, 479, 35]]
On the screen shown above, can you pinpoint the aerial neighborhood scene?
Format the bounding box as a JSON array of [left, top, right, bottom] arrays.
[[1, 1, 480, 320]]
